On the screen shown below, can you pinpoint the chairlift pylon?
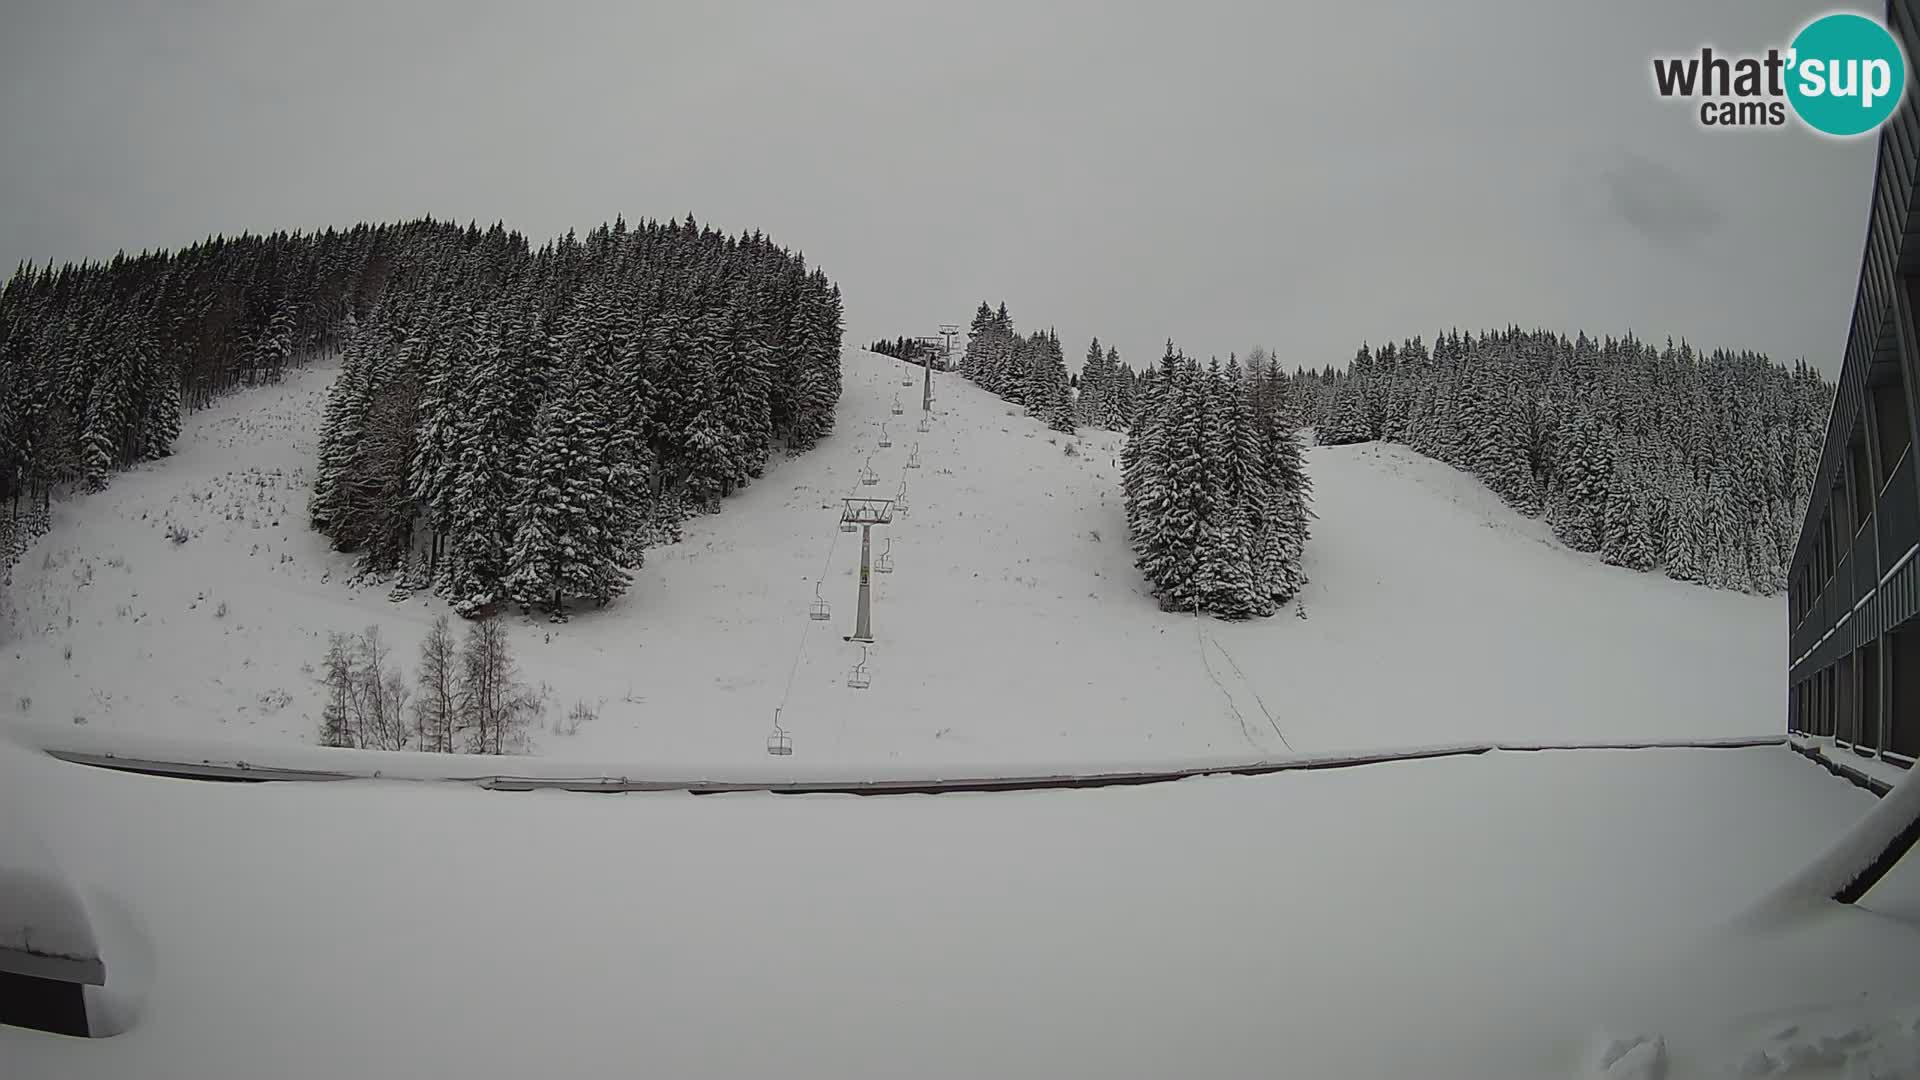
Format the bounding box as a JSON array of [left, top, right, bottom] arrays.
[[847, 646, 872, 690], [876, 537, 894, 574], [767, 708, 793, 756], [809, 581, 831, 621], [878, 422, 892, 448], [859, 456, 879, 486]]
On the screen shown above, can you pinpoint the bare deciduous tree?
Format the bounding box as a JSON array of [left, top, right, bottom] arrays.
[[319, 631, 355, 748], [414, 615, 459, 753], [458, 619, 540, 755], [353, 625, 411, 751]]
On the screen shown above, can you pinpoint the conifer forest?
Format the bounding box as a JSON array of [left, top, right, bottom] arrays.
[[0, 216, 845, 618], [1295, 330, 1832, 595]]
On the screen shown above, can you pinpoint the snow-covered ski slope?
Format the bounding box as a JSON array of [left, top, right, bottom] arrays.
[[0, 349, 1781, 770], [3, 737, 1916, 1080]]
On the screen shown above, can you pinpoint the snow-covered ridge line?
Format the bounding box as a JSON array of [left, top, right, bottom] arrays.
[[15, 723, 1786, 793]]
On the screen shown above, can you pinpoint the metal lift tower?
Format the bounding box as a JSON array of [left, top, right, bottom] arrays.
[[840, 497, 894, 642]]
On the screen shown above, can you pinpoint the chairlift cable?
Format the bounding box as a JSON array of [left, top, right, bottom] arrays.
[[773, 509, 847, 724]]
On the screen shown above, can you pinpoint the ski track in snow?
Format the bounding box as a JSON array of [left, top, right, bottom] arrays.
[[1, 349, 1781, 770]]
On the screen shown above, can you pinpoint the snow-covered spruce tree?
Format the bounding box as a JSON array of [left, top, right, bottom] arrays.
[[136, 347, 181, 461], [783, 272, 843, 453], [503, 341, 630, 619], [1199, 356, 1262, 618], [988, 303, 1016, 396], [1032, 330, 1075, 433], [252, 296, 297, 384], [1382, 336, 1423, 442], [408, 299, 474, 576], [1124, 346, 1312, 619], [1314, 344, 1374, 445], [960, 302, 994, 384], [441, 311, 521, 615], [1367, 341, 1396, 440], [1258, 362, 1313, 605], [78, 328, 136, 491], [1103, 346, 1130, 429], [1661, 466, 1708, 582], [717, 298, 774, 491], [1153, 359, 1210, 612], [1076, 337, 1108, 427], [1123, 344, 1183, 600]]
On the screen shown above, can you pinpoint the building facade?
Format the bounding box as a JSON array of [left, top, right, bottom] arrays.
[[1786, 0, 1920, 767]]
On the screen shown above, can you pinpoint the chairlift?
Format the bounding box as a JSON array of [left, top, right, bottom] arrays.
[[859, 456, 880, 486], [767, 708, 793, 756], [847, 647, 872, 690], [906, 444, 921, 469], [891, 394, 905, 416], [839, 519, 858, 533], [809, 581, 831, 621], [878, 422, 892, 448], [876, 537, 894, 574], [894, 480, 910, 516], [916, 415, 931, 433]]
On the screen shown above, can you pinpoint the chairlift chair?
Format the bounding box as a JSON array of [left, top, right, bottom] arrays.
[[891, 394, 905, 416], [876, 537, 894, 574], [847, 647, 872, 690], [839, 519, 858, 533], [860, 456, 880, 486], [916, 415, 931, 433], [878, 423, 892, 448], [894, 480, 910, 516], [906, 444, 921, 469], [767, 709, 793, 756], [809, 582, 831, 621]]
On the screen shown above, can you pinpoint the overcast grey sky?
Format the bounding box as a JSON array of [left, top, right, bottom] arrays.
[[0, 1, 1880, 375]]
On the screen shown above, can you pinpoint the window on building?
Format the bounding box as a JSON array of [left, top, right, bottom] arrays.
[[1871, 370, 1913, 493], [1837, 652, 1857, 745], [1822, 664, 1837, 738], [1891, 621, 1919, 762], [1850, 435, 1875, 531], [1821, 517, 1835, 585], [1858, 643, 1882, 754]]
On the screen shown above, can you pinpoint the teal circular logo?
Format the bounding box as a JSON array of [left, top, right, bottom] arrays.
[[1786, 13, 1907, 136]]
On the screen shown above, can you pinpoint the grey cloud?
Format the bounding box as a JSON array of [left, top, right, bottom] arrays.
[[1600, 154, 1725, 250]]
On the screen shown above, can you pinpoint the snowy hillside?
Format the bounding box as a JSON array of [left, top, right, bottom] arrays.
[[0, 349, 1782, 769]]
